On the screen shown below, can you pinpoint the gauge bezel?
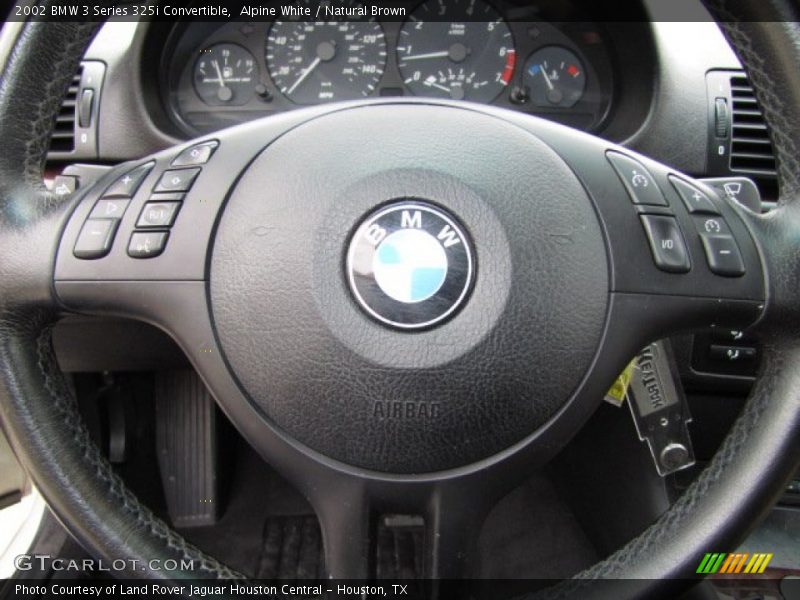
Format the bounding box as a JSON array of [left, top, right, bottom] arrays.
[[265, 19, 388, 105], [192, 42, 258, 107], [396, 0, 517, 103], [523, 44, 588, 109]]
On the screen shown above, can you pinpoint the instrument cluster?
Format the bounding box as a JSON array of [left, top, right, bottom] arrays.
[[162, 0, 615, 135]]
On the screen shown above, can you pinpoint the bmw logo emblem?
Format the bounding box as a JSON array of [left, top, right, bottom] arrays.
[[347, 201, 475, 330]]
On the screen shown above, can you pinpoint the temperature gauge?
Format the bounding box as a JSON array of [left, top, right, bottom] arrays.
[[524, 46, 586, 108]]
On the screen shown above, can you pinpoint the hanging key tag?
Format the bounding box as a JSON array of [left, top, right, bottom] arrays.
[[626, 340, 696, 477], [605, 359, 635, 407]]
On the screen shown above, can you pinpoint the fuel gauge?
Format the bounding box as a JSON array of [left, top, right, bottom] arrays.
[[194, 43, 257, 106], [524, 46, 586, 108]]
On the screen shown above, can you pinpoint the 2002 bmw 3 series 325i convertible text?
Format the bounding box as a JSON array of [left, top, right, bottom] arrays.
[[0, 1, 798, 599]]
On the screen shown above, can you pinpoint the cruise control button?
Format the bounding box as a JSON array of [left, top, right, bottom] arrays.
[[73, 219, 119, 259], [693, 215, 731, 236], [89, 198, 129, 220], [639, 215, 691, 273], [172, 141, 218, 167], [153, 168, 201, 193], [137, 202, 181, 228], [669, 176, 720, 214], [128, 231, 169, 259], [607, 151, 668, 206], [103, 162, 154, 198], [699, 234, 745, 277]]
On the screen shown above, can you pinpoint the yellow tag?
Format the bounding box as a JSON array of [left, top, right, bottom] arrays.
[[605, 360, 635, 407]]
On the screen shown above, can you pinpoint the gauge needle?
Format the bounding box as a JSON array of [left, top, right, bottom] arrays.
[[402, 50, 451, 61], [287, 57, 322, 95], [540, 65, 555, 91], [212, 60, 226, 87], [423, 79, 452, 93]]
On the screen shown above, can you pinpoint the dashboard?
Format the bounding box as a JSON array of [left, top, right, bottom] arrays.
[[159, 0, 623, 136]]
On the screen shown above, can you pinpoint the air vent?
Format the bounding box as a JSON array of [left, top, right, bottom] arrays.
[[49, 66, 83, 153], [729, 74, 777, 177]]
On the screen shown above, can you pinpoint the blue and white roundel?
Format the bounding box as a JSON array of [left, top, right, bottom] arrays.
[[373, 229, 449, 304], [347, 201, 474, 330]]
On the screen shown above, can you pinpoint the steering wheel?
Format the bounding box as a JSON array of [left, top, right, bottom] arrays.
[[1, 2, 800, 598]]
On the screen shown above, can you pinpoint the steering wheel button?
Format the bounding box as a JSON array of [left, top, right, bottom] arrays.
[[709, 344, 757, 362], [102, 162, 154, 198], [128, 231, 169, 259], [52, 175, 78, 197], [89, 198, 129, 220], [154, 168, 201, 193], [171, 141, 219, 167], [73, 219, 119, 259], [607, 151, 668, 206], [639, 215, 691, 273], [693, 215, 732, 236], [136, 202, 181, 228], [669, 176, 720, 215], [699, 234, 745, 277], [148, 192, 185, 202]]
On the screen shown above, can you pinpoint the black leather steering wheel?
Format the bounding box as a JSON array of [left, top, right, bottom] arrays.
[[1, 2, 800, 599]]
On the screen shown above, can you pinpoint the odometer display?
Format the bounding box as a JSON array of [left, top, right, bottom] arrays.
[[398, 0, 516, 102], [267, 20, 387, 104]]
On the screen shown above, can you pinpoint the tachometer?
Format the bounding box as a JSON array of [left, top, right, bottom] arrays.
[[397, 0, 516, 102], [267, 19, 387, 104], [193, 43, 257, 106]]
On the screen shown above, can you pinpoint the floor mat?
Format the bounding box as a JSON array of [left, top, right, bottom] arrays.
[[255, 516, 323, 579], [178, 440, 317, 578]]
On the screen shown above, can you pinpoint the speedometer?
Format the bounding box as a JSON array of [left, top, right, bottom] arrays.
[[398, 0, 516, 102], [267, 20, 387, 104]]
